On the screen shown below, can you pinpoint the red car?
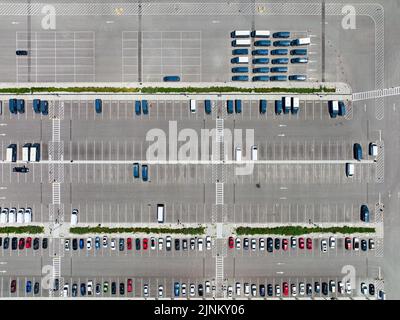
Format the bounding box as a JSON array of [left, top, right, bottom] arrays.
[[306, 238, 313, 250], [127, 279, 133, 293], [298, 237, 305, 249], [143, 238, 148, 250], [228, 237, 234, 249], [10, 280, 16, 293], [127, 238, 132, 250], [282, 239, 288, 251], [26, 237, 32, 249], [345, 237, 352, 250], [283, 282, 289, 296], [18, 238, 25, 250]]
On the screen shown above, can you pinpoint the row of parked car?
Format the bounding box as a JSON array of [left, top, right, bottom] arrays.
[[64, 236, 213, 252], [8, 98, 49, 115], [346, 143, 379, 178], [225, 281, 378, 298], [0, 237, 48, 250], [228, 236, 375, 252], [94, 99, 149, 115], [0, 207, 32, 224]]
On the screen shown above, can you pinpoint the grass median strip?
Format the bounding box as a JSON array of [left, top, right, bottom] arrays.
[[0, 85, 336, 95], [0, 226, 44, 234], [70, 226, 206, 235], [235, 226, 376, 236]]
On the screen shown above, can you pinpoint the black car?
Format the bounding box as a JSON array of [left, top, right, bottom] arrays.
[[314, 282, 320, 293], [80, 283, 86, 296], [3, 237, 9, 250], [274, 238, 280, 250], [53, 278, 59, 291], [13, 166, 29, 173], [0, 237, 2, 247], [11, 237, 18, 250], [369, 284, 375, 296], [259, 284, 265, 297], [266, 238, 273, 253], [267, 284, 273, 297], [16, 50, 28, 56], [34, 282, 40, 294], [119, 238, 124, 251], [182, 239, 188, 250], [119, 282, 125, 295], [72, 238, 78, 250], [150, 237, 156, 249], [72, 283, 78, 297], [175, 239, 180, 251], [42, 238, 48, 249], [33, 238, 39, 250], [243, 238, 249, 250], [306, 283, 312, 296], [361, 239, 368, 252], [135, 238, 140, 250], [198, 284, 203, 297], [322, 282, 328, 296], [111, 282, 117, 294], [95, 283, 101, 295]]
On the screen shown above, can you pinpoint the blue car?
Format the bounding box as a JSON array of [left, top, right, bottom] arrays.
[[270, 67, 288, 73], [232, 67, 249, 73], [254, 40, 271, 47], [275, 100, 283, 114], [163, 75, 180, 82], [95, 99, 102, 114], [133, 163, 140, 178], [270, 75, 287, 81], [253, 67, 269, 73], [17, 99, 25, 113], [271, 49, 288, 55], [273, 40, 291, 47], [253, 76, 269, 82], [142, 165, 148, 182], [79, 239, 84, 249], [291, 57, 308, 64], [252, 58, 269, 64], [8, 99, 17, 114], [95, 236, 100, 249], [227, 100, 234, 114], [252, 49, 269, 56], [289, 75, 307, 81], [232, 49, 248, 55], [204, 100, 212, 114], [142, 100, 148, 114], [174, 282, 180, 297], [235, 100, 242, 114], [272, 31, 290, 38], [271, 58, 289, 65], [290, 49, 308, 55], [40, 100, 48, 115], [338, 101, 346, 116], [259, 100, 267, 114], [33, 99, 41, 113], [80, 283, 86, 296], [135, 100, 141, 115], [232, 75, 249, 81], [361, 205, 370, 222], [26, 280, 32, 293]]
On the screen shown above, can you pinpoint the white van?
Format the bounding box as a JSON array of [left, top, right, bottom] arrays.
[[346, 163, 355, 177], [71, 209, 78, 225], [251, 145, 258, 161], [252, 30, 271, 38], [157, 204, 165, 223], [189, 99, 196, 113], [232, 30, 251, 38], [235, 147, 242, 162]]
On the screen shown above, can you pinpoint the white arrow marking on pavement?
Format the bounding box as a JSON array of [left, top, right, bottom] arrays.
[[11, 21, 19, 25], [278, 134, 285, 137], [276, 271, 284, 275], [0, 262, 7, 265], [0, 197, 6, 200], [279, 124, 287, 127], [0, 187, 7, 190], [106, 21, 114, 23], [0, 133, 6, 136], [0, 123, 7, 126], [280, 187, 288, 190], [0, 270, 7, 273]]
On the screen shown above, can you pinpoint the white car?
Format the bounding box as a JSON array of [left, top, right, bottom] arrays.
[[205, 281, 211, 294], [321, 239, 328, 253], [251, 284, 257, 297], [197, 238, 204, 251], [235, 282, 241, 296], [8, 208, 16, 224], [64, 239, 70, 251], [329, 280, 336, 294], [24, 208, 32, 223], [227, 286, 233, 297], [345, 281, 352, 294], [235, 238, 241, 250], [158, 238, 164, 251], [143, 284, 149, 297], [244, 283, 250, 296], [71, 209, 78, 225], [181, 283, 187, 296], [291, 284, 297, 297], [86, 237, 92, 250], [251, 239, 256, 251], [205, 236, 212, 250], [166, 236, 172, 251], [275, 285, 281, 297], [110, 238, 116, 250], [329, 236, 336, 249], [299, 282, 305, 296], [158, 285, 164, 297], [63, 284, 69, 297], [353, 237, 360, 251], [259, 238, 265, 251], [190, 284, 196, 297], [87, 281, 93, 295], [17, 209, 24, 223], [102, 236, 108, 248], [0, 208, 8, 223]]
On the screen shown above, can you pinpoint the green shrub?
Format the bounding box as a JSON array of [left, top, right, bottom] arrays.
[[0, 226, 44, 234], [70, 226, 206, 235], [235, 226, 375, 236]]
